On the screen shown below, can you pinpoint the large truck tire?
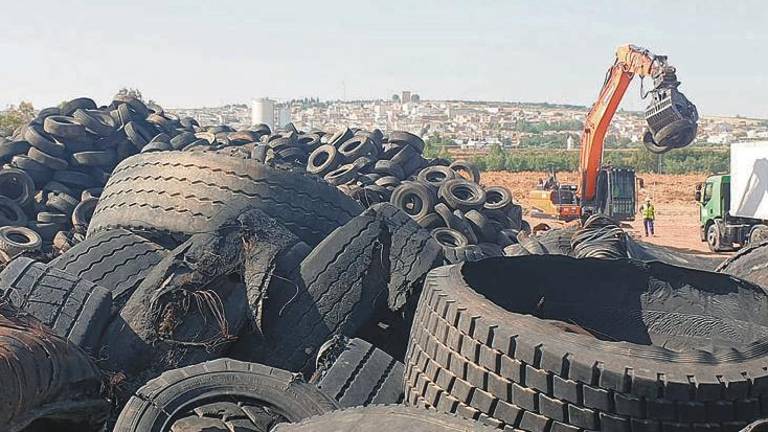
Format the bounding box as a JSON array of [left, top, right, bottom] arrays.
[[311, 337, 405, 407], [0, 302, 107, 432], [718, 241, 768, 290], [405, 256, 768, 431], [0, 257, 112, 353], [272, 405, 498, 432], [87, 152, 362, 246], [113, 358, 338, 432], [48, 228, 168, 306]]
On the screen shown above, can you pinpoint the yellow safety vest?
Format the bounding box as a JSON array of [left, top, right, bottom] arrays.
[[642, 204, 655, 220]]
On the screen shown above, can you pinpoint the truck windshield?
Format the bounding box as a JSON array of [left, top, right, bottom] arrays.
[[703, 182, 713, 203]]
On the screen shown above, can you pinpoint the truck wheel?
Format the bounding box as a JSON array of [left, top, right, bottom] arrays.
[[707, 222, 726, 252], [749, 224, 768, 246]]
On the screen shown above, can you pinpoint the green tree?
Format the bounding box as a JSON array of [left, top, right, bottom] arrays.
[[0, 101, 35, 137], [485, 143, 506, 171]]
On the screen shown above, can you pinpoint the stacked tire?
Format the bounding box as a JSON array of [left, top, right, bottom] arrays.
[[404, 256, 768, 431]]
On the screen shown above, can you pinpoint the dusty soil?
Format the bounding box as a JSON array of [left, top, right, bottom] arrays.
[[480, 171, 731, 257]]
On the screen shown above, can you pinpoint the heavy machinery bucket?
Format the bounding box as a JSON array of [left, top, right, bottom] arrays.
[[643, 68, 699, 154]]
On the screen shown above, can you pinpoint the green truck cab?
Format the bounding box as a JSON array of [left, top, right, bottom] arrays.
[[696, 142, 768, 252]]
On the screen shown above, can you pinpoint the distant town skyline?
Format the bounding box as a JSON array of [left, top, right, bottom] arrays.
[[1, 1, 766, 117]]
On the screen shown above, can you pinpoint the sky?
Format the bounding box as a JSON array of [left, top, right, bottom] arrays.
[[0, 1, 766, 117]]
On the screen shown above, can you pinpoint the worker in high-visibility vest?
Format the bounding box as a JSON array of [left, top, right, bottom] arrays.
[[639, 197, 656, 237]]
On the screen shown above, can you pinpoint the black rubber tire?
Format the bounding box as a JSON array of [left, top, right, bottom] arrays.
[[415, 212, 444, 230], [338, 136, 377, 160], [449, 160, 481, 184], [717, 241, 768, 290], [46, 191, 79, 216], [27, 146, 68, 170], [0, 196, 27, 226], [0, 140, 30, 160], [87, 152, 362, 246], [0, 168, 35, 207], [0, 302, 107, 432], [431, 227, 469, 250], [438, 179, 486, 212], [465, 209, 495, 243], [36, 211, 68, 224], [11, 155, 53, 185], [388, 130, 425, 153], [24, 124, 66, 157], [373, 160, 406, 180], [536, 227, 578, 256], [71, 197, 98, 232], [48, 228, 169, 304], [750, 225, 768, 246], [253, 203, 441, 374], [375, 175, 401, 189], [60, 97, 97, 116], [71, 150, 117, 167], [323, 163, 358, 186], [328, 127, 354, 147], [272, 405, 498, 432], [417, 165, 456, 189], [0, 257, 112, 353], [707, 222, 727, 252], [0, 226, 41, 259], [484, 185, 513, 213], [405, 256, 768, 430], [73, 109, 116, 137], [43, 115, 86, 139], [124, 121, 153, 149], [390, 182, 435, 220], [53, 169, 96, 189], [113, 358, 338, 432], [27, 221, 62, 241], [311, 337, 405, 407]]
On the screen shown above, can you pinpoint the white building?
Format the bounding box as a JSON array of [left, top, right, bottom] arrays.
[[251, 98, 275, 130]]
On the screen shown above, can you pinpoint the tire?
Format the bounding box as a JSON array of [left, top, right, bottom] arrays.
[[87, 152, 362, 246], [416, 212, 444, 230], [417, 165, 456, 189], [311, 337, 405, 407], [438, 179, 486, 212], [24, 124, 66, 157], [707, 222, 727, 252], [252, 203, 441, 374], [272, 405, 498, 432], [28, 146, 69, 170], [323, 163, 358, 186], [405, 256, 768, 430], [338, 136, 376, 160], [388, 130, 425, 153], [71, 150, 117, 167], [0, 168, 35, 207], [449, 160, 480, 184], [71, 197, 99, 232], [53, 169, 96, 189], [0, 302, 107, 432], [73, 108, 116, 137], [0, 196, 27, 226], [113, 358, 338, 432], [717, 241, 768, 290], [484, 186, 513, 213], [390, 182, 435, 220], [46, 191, 79, 216], [536, 227, 577, 255], [465, 210, 495, 243], [48, 228, 168, 305], [43, 115, 86, 139], [749, 225, 768, 246], [0, 140, 30, 160], [0, 257, 112, 353], [0, 226, 42, 259], [373, 160, 406, 180]]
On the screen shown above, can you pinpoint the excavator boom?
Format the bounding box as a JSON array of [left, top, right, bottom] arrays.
[[579, 44, 698, 205]]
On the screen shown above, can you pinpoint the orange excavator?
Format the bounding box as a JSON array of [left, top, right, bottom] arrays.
[[529, 44, 698, 221]]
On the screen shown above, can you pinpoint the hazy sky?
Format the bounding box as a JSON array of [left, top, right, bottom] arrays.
[[1, 1, 765, 117]]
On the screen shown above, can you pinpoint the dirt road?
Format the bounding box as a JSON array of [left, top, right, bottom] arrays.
[[481, 171, 730, 257]]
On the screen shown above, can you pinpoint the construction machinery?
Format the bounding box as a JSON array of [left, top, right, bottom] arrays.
[[696, 142, 768, 252], [529, 44, 698, 221]]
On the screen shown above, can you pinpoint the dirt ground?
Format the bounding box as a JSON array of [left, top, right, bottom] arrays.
[[480, 171, 731, 257]]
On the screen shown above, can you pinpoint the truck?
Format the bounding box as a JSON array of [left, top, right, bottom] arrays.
[[696, 141, 768, 252]]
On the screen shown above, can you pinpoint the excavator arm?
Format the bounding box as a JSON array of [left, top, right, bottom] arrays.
[[579, 44, 698, 204]]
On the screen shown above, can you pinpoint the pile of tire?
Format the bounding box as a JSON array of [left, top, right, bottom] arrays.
[[4, 96, 767, 431]]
